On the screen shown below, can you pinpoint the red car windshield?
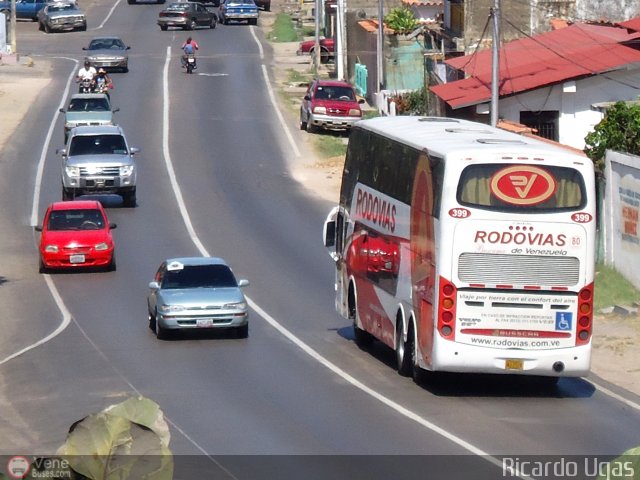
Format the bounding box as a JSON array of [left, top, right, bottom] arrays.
[[47, 209, 106, 231], [314, 85, 355, 101]]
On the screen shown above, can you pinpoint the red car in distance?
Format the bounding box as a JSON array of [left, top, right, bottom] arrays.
[[297, 37, 335, 63], [36, 200, 117, 273]]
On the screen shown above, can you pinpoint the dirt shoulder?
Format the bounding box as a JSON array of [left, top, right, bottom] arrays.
[[0, 60, 52, 151]]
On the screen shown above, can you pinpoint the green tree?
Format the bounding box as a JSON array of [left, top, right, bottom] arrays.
[[584, 101, 640, 172], [384, 7, 419, 34]]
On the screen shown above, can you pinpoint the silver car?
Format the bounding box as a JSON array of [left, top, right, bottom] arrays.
[[37, 2, 86, 33], [59, 93, 119, 143], [83, 36, 131, 72], [147, 257, 250, 340], [157, 2, 217, 31], [58, 125, 139, 207]]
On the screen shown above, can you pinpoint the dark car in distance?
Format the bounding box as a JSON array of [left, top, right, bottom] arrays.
[[218, 0, 258, 25], [0, 0, 46, 20], [157, 1, 217, 30]]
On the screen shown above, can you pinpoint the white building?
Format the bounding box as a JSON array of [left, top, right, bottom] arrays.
[[430, 18, 640, 150]]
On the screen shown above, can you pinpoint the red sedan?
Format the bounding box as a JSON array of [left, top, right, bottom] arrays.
[[36, 200, 117, 273], [297, 37, 335, 63]]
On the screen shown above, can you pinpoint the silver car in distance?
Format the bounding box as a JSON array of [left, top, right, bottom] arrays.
[[147, 257, 250, 340]]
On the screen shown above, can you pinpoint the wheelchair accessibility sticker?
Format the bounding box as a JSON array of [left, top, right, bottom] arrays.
[[555, 312, 573, 331]]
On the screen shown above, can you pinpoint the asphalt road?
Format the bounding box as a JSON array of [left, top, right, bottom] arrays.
[[1, 0, 639, 477]]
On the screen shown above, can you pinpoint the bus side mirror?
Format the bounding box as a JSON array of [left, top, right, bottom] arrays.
[[323, 206, 341, 262], [324, 221, 336, 248]]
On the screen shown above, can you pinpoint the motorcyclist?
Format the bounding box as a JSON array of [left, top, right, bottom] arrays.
[[93, 68, 113, 97], [181, 37, 199, 68], [76, 61, 97, 91]]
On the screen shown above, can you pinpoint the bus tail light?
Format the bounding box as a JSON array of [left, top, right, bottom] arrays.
[[576, 283, 593, 346], [438, 276, 456, 339]]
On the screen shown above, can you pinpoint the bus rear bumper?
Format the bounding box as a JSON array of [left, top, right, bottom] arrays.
[[429, 339, 592, 377]]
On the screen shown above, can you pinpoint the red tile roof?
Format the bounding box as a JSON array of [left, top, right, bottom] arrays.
[[431, 20, 640, 109], [619, 17, 640, 32], [402, 0, 443, 5], [358, 19, 394, 34]]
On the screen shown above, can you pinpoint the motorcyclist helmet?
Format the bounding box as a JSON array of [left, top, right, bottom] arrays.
[[84, 60, 90, 68], [98, 68, 106, 75]]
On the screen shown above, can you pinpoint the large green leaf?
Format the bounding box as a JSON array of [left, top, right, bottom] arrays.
[[597, 446, 640, 480], [55, 396, 173, 480]]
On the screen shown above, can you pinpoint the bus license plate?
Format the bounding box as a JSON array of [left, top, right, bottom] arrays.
[[505, 359, 524, 370], [197, 319, 214, 328], [70, 254, 85, 264]]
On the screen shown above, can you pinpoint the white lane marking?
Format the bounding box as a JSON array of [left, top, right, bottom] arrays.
[[0, 275, 71, 365], [248, 27, 301, 159], [249, 25, 264, 60], [590, 381, 640, 411], [93, 0, 122, 30], [30, 59, 78, 227], [196, 72, 229, 77], [163, 46, 209, 256], [260, 65, 301, 158]]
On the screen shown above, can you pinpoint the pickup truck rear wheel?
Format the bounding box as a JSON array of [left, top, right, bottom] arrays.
[[122, 190, 136, 208], [62, 187, 74, 201]]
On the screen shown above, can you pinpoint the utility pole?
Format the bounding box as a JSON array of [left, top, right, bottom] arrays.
[[313, 0, 321, 74], [490, 0, 500, 127], [336, 0, 345, 80], [376, 0, 383, 93], [10, 0, 16, 54]]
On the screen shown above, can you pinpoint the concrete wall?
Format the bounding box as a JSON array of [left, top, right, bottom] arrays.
[[462, 0, 548, 51], [576, 0, 640, 22], [495, 66, 640, 150], [451, 0, 640, 55], [603, 151, 640, 290]]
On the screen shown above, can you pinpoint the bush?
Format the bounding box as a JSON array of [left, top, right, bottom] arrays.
[[384, 6, 419, 34], [584, 101, 640, 173], [389, 87, 428, 115]]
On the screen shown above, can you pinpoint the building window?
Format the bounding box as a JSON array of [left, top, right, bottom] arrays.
[[519, 110, 559, 142]]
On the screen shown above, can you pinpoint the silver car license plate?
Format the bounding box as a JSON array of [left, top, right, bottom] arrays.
[[197, 319, 214, 328]]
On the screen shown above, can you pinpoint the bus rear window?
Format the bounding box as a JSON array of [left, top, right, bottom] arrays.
[[457, 164, 586, 212]]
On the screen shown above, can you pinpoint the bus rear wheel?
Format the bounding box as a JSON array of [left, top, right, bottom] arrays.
[[350, 289, 372, 349], [396, 318, 413, 377]]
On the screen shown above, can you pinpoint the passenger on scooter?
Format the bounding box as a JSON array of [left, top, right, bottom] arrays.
[[181, 37, 199, 68], [94, 68, 113, 98]]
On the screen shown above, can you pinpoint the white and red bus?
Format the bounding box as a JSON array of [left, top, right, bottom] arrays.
[[323, 117, 596, 380]]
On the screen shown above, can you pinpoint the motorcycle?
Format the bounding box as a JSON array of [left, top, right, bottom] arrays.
[[78, 77, 94, 93], [94, 78, 113, 99], [183, 54, 197, 74]]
